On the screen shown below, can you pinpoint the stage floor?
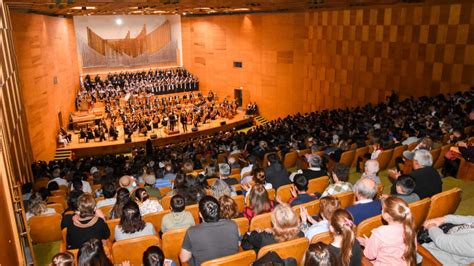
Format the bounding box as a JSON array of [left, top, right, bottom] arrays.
[[59, 112, 252, 157]]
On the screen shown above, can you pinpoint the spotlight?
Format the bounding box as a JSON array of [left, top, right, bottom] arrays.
[[115, 18, 123, 25]]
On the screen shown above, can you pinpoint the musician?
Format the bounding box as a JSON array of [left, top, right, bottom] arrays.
[[180, 112, 188, 133], [79, 127, 87, 142], [139, 120, 148, 136], [109, 123, 118, 140], [169, 112, 177, 132], [86, 127, 94, 142], [124, 123, 133, 139], [60, 127, 72, 143]]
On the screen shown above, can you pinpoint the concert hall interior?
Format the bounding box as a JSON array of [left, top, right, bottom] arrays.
[[0, 0, 474, 265]]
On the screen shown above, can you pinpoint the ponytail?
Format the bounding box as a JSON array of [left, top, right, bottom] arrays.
[[330, 209, 356, 266], [340, 224, 355, 266]]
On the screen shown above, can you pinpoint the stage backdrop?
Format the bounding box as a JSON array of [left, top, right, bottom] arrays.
[[74, 15, 182, 70]]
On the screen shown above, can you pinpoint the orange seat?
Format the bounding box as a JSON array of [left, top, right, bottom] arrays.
[[106, 218, 120, 243], [232, 195, 245, 213], [276, 184, 293, 203], [112, 235, 161, 265], [47, 195, 67, 209], [92, 184, 102, 195], [231, 168, 241, 176], [159, 186, 172, 196], [283, 151, 298, 169], [143, 210, 171, 234], [356, 215, 383, 238], [217, 152, 228, 164], [51, 189, 67, 198], [432, 144, 451, 169], [233, 217, 249, 235], [339, 150, 355, 167], [99, 204, 114, 219], [95, 196, 104, 203], [375, 183, 384, 199], [185, 204, 200, 224], [334, 191, 355, 208], [162, 228, 188, 264], [202, 250, 256, 266], [249, 212, 272, 231], [292, 199, 320, 217], [231, 183, 242, 192], [310, 231, 333, 244], [426, 188, 462, 220], [407, 141, 420, 151], [375, 149, 393, 171], [387, 145, 406, 169], [352, 146, 369, 167], [47, 203, 65, 214], [307, 176, 329, 194], [267, 188, 276, 201], [257, 237, 309, 265], [262, 152, 272, 169], [34, 178, 50, 191], [417, 245, 443, 266], [408, 198, 431, 232], [430, 148, 441, 166], [161, 195, 172, 210], [457, 158, 474, 181], [29, 213, 62, 243], [207, 178, 218, 186]]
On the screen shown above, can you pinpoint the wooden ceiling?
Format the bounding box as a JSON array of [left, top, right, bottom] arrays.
[[4, 0, 444, 16]]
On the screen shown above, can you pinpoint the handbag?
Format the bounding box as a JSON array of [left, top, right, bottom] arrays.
[[417, 223, 456, 244]]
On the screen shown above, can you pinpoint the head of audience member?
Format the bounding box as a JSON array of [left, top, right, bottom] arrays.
[[382, 196, 416, 265], [102, 183, 116, 199], [199, 196, 220, 223], [331, 163, 349, 183], [164, 163, 175, 175], [28, 192, 48, 216], [22, 182, 33, 196], [134, 188, 150, 203], [72, 176, 84, 192], [353, 178, 377, 201], [227, 156, 237, 167], [308, 155, 322, 169], [330, 209, 356, 266], [211, 179, 232, 200], [218, 163, 231, 179], [395, 175, 417, 196], [110, 188, 130, 219], [413, 149, 433, 170], [293, 174, 309, 194], [249, 184, 272, 215], [77, 193, 96, 219], [77, 238, 112, 266], [247, 155, 258, 166], [120, 201, 146, 234], [252, 168, 266, 185], [304, 242, 340, 266], [119, 175, 135, 190], [143, 246, 165, 266], [364, 159, 379, 177], [47, 181, 59, 192], [67, 190, 84, 212], [52, 165, 61, 178], [319, 196, 341, 221], [144, 175, 157, 188], [170, 195, 186, 213], [219, 195, 239, 219], [267, 153, 281, 167], [173, 173, 186, 190], [271, 204, 300, 243], [182, 162, 194, 175], [51, 251, 74, 266], [38, 187, 51, 201]]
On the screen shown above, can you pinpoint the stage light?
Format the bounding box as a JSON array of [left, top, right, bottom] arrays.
[[115, 18, 123, 25]]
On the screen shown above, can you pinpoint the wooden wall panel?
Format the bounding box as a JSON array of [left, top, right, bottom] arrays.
[[182, 3, 474, 120], [11, 13, 80, 161]]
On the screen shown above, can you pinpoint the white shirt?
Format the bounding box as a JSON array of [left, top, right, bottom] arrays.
[[96, 198, 116, 209], [70, 180, 92, 193], [289, 167, 321, 182], [26, 208, 56, 221], [48, 177, 68, 187], [240, 164, 253, 179], [139, 199, 164, 216]]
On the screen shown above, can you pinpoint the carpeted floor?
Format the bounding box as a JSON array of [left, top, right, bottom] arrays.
[[33, 168, 474, 266]]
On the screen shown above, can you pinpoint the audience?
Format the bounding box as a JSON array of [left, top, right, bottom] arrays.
[[218, 163, 238, 187], [109, 188, 131, 220], [242, 203, 303, 253], [289, 174, 318, 206], [360, 160, 381, 185], [161, 195, 195, 233], [115, 201, 157, 241], [304, 242, 340, 266], [180, 196, 239, 266], [290, 154, 327, 181], [328, 209, 362, 266], [265, 153, 290, 190], [96, 183, 117, 208], [358, 196, 416, 265], [391, 175, 420, 203], [211, 179, 234, 200], [301, 196, 341, 240], [321, 163, 352, 197], [346, 178, 381, 225], [61, 193, 110, 250], [143, 246, 171, 266], [243, 184, 274, 221], [77, 238, 113, 266], [219, 195, 240, 220], [26, 192, 56, 221], [135, 188, 164, 215], [51, 251, 74, 266]]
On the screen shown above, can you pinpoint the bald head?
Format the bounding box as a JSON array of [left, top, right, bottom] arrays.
[[354, 178, 377, 200], [364, 159, 379, 176]]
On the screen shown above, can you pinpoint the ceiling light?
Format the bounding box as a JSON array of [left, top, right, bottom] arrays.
[[115, 18, 123, 25], [71, 6, 95, 10], [233, 8, 250, 11]]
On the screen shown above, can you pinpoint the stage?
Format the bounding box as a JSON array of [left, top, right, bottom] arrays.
[[59, 112, 253, 158]]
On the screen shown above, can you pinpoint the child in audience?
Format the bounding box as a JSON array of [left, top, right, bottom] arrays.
[[77, 238, 112, 266], [161, 195, 195, 233], [391, 175, 420, 204], [328, 209, 362, 266], [143, 245, 175, 266], [51, 251, 74, 266], [358, 196, 416, 265], [300, 196, 341, 240], [304, 242, 341, 266]]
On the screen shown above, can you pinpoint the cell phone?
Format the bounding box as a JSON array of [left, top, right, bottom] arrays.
[[163, 259, 173, 266]]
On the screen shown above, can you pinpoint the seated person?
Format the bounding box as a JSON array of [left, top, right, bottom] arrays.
[[241, 204, 303, 253], [63, 190, 84, 215], [328, 209, 362, 266], [304, 242, 341, 265], [265, 153, 291, 190], [243, 184, 274, 221], [143, 174, 161, 199], [51, 251, 74, 266], [48, 165, 68, 187], [119, 175, 137, 192], [180, 196, 240, 266], [115, 201, 157, 241], [219, 195, 241, 220], [61, 193, 110, 250], [218, 163, 238, 186], [288, 174, 318, 206], [77, 238, 113, 266], [96, 183, 116, 209], [321, 163, 353, 197], [289, 154, 327, 181], [422, 214, 474, 265], [70, 175, 92, 193], [143, 246, 175, 266], [242, 168, 272, 192], [135, 188, 164, 216], [161, 195, 195, 233], [211, 179, 235, 200], [26, 192, 56, 221], [390, 175, 420, 204], [109, 188, 131, 220], [346, 178, 381, 225], [301, 196, 341, 240], [360, 160, 381, 184], [227, 156, 241, 170]]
